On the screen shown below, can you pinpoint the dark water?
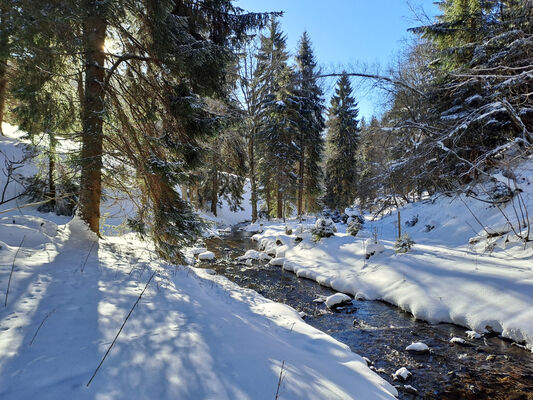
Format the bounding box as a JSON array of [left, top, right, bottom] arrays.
[[199, 229, 533, 399]]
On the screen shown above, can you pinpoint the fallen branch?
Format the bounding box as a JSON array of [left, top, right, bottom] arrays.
[[86, 271, 156, 387], [80, 241, 97, 273], [275, 360, 285, 400], [29, 308, 56, 346], [4, 235, 26, 307]]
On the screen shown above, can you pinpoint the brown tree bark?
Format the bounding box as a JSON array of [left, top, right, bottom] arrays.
[[248, 137, 258, 222], [276, 183, 283, 219], [79, 2, 107, 233], [210, 170, 218, 216], [0, 7, 9, 136], [48, 133, 56, 209]]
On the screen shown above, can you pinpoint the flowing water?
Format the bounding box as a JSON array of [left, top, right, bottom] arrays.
[[198, 229, 533, 399]]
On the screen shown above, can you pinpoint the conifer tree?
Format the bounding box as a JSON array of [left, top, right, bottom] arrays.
[[254, 18, 299, 219], [323, 73, 360, 210], [294, 32, 325, 215]]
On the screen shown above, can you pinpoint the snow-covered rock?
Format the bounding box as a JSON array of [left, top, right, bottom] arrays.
[[450, 337, 466, 345], [466, 330, 483, 340], [392, 367, 412, 381], [198, 251, 215, 261], [405, 342, 430, 353], [325, 293, 352, 309]]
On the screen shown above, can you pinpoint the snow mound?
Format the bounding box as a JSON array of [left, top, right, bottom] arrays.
[[198, 251, 215, 261], [325, 293, 352, 308], [405, 342, 429, 353], [269, 257, 286, 267]]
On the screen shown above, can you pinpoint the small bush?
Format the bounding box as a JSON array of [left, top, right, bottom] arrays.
[[405, 215, 418, 227], [346, 219, 362, 236], [394, 234, 415, 253], [311, 218, 337, 240]]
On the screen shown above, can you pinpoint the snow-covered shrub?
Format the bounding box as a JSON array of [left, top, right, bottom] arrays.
[[424, 224, 435, 232], [405, 214, 418, 227], [394, 234, 415, 253], [346, 219, 362, 236], [311, 218, 337, 240], [285, 225, 293, 235]]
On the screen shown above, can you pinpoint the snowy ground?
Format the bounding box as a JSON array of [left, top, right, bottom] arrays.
[[0, 125, 397, 399], [249, 157, 533, 351]]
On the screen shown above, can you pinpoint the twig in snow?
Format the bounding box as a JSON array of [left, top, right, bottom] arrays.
[[86, 271, 156, 387], [275, 360, 286, 400], [5, 235, 25, 307], [29, 308, 56, 346], [80, 241, 96, 273]]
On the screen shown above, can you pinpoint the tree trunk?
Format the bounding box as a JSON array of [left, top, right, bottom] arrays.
[[265, 180, 271, 219], [248, 137, 258, 222], [0, 59, 7, 136], [210, 170, 218, 216], [79, 2, 107, 234], [180, 185, 188, 202], [0, 7, 9, 136], [48, 132, 56, 209], [276, 183, 283, 219], [297, 150, 305, 218]]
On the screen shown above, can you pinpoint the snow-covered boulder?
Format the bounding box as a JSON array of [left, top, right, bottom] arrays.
[[405, 342, 430, 353], [198, 251, 215, 261], [325, 293, 352, 309], [466, 330, 483, 340], [238, 249, 271, 261], [450, 337, 466, 345], [392, 367, 412, 381]]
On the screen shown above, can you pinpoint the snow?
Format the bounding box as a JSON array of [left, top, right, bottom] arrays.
[[325, 293, 352, 309], [466, 330, 483, 340], [392, 367, 411, 381], [249, 157, 533, 351], [0, 128, 397, 399], [405, 342, 430, 353], [269, 257, 286, 266], [450, 337, 466, 344], [198, 250, 216, 260], [237, 249, 271, 262]]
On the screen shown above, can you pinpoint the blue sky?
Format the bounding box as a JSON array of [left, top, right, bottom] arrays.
[[236, 0, 439, 120]]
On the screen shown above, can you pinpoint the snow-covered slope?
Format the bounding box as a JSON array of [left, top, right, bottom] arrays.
[[250, 157, 533, 351], [0, 215, 396, 400]]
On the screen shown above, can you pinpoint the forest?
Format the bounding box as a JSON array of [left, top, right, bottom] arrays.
[[0, 1, 532, 399]]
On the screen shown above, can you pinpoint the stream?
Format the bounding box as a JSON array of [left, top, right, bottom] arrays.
[[198, 228, 533, 399]]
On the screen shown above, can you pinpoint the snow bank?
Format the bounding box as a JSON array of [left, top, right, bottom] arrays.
[[0, 215, 397, 400]]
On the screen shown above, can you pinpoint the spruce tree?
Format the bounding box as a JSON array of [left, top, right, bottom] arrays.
[[254, 18, 299, 219], [294, 32, 325, 215], [323, 73, 360, 210]]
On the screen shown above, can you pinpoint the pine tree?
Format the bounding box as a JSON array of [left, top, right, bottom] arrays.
[[254, 18, 299, 219], [323, 73, 360, 210], [294, 32, 325, 215]]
